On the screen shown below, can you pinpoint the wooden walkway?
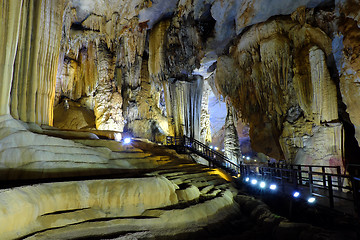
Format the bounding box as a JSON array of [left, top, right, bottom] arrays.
[[166, 135, 360, 217]]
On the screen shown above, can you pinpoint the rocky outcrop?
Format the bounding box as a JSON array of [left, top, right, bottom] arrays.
[[215, 13, 343, 168], [0, 114, 239, 239], [337, 0, 360, 147]]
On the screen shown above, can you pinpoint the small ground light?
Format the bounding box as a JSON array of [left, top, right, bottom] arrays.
[[210, 146, 213, 149], [123, 137, 131, 144], [215, 147, 219, 150], [246, 156, 250, 160], [269, 184, 277, 190], [308, 197, 316, 203], [245, 177, 250, 182], [251, 179, 257, 185], [293, 191, 300, 198], [260, 182, 266, 188]]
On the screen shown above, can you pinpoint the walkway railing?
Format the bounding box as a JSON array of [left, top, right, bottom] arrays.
[[166, 135, 241, 174], [166, 135, 360, 217]]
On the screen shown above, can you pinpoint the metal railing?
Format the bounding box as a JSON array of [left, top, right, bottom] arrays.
[[166, 135, 360, 217], [166, 135, 241, 173]]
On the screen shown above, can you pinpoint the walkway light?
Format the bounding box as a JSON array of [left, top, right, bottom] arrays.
[[269, 184, 277, 190], [245, 177, 250, 182], [308, 197, 316, 203], [293, 191, 300, 198], [246, 156, 250, 160], [260, 181, 266, 188], [123, 137, 131, 144], [210, 146, 213, 149], [251, 179, 257, 185], [215, 147, 219, 151]]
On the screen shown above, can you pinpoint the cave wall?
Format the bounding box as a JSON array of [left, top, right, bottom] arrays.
[[337, 0, 360, 149], [215, 9, 344, 168], [1, 0, 360, 167]]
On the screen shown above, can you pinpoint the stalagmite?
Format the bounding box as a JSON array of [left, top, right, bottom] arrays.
[[224, 103, 241, 164], [200, 80, 212, 143], [94, 42, 124, 131]]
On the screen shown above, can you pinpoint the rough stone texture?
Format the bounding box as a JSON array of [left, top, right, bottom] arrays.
[[53, 99, 96, 130], [8, 0, 65, 125], [337, 0, 360, 145], [0, 115, 239, 240], [224, 103, 241, 164], [215, 16, 343, 168], [1, 0, 360, 239], [0, 0, 23, 116], [200, 79, 212, 144]]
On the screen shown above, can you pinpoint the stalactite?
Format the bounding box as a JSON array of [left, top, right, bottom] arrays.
[[309, 46, 338, 124], [93, 41, 124, 131], [148, 20, 171, 83], [165, 77, 204, 139], [216, 17, 341, 163]]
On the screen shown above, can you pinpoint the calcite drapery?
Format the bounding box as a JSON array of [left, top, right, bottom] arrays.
[[215, 16, 343, 168], [0, 0, 23, 116], [2, 0, 65, 125], [200, 79, 212, 143], [337, 1, 360, 147], [224, 103, 241, 164]]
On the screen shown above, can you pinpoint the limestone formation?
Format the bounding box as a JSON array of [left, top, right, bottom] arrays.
[[200, 80, 212, 143], [0, 114, 239, 239], [224, 103, 241, 164], [215, 15, 344, 168], [1, 0, 360, 238]]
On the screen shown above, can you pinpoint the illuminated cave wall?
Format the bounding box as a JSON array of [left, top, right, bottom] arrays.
[[2, 0, 360, 167]]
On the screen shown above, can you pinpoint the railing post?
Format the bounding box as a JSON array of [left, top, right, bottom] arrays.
[[327, 175, 334, 209], [280, 169, 285, 192], [352, 177, 360, 217], [309, 166, 313, 194], [322, 166, 326, 189], [337, 166, 342, 192], [298, 165, 302, 185], [293, 168, 298, 188]]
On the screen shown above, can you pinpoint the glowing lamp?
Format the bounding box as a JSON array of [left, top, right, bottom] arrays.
[[308, 197, 316, 203], [246, 156, 250, 160], [123, 137, 131, 144], [245, 177, 250, 182], [260, 182, 266, 188], [293, 192, 300, 198], [251, 179, 257, 185], [269, 184, 277, 190]]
